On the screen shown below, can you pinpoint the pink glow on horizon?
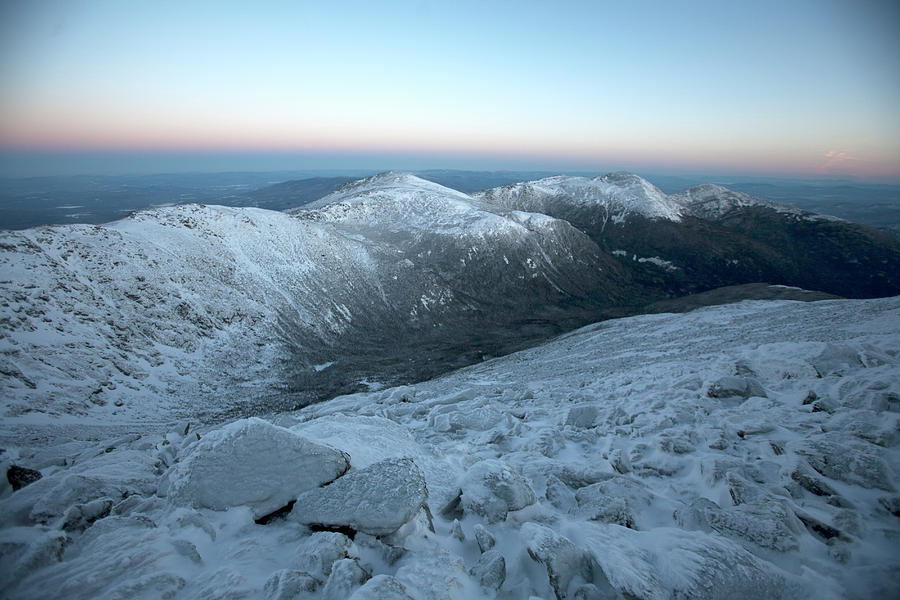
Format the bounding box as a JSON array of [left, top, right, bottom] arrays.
[[2, 119, 899, 180]]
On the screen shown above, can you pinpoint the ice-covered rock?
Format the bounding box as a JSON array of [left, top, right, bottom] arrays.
[[546, 475, 578, 512], [322, 558, 370, 600], [291, 531, 353, 579], [161, 418, 349, 518], [264, 569, 320, 599], [566, 405, 600, 428], [60, 497, 113, 532], [575, 476, 656, 529], [458, 459, 536, 521], [793, 433, 896, 491], [473, 523, 496, 553], [707, 375, 767, 399], [348, 574, 415, 600], [580, 524, 791, 600], [469, 549, 506, 591], [521, 522, 614, 600], [292, 458, 427, 536], [449, 518, 465, 540], [675, 497, 805, 551]]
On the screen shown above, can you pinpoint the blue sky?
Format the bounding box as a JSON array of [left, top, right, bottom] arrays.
[[1, 0, 899, 179]]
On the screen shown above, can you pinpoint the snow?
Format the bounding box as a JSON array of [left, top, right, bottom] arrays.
[[671, 184, 840, 221], [477, 172, 683, 222], [0, 175, 604, 425], [1, 296, 898, 598]]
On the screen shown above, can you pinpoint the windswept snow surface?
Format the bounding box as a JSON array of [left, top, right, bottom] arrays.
[[2, 297, 898, 599]]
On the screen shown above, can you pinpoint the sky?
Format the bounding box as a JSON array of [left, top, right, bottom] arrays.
[[1, 0, 899, 180]]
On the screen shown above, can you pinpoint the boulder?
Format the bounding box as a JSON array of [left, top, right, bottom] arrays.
[[7, 465, 42, 491], [521, 522, 593, 600], [322, 558, 370, 600], [575, 476, 654, 529], [161, 418, 349, 518], [469, 549, 506, 591], [675, 497, 804, 552], [458, 459, 536, 522], [291, 531, 353, 579], [707, 376, 766, 399], [264, 569, 320, 599], [61, 497, 114, 532], [566, 405, 600, 428], [292, 458, 427, 536], [473, 524, 496, 553]]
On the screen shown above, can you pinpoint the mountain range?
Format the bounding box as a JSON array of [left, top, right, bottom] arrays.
[[1, 171, 899, 599], [2, 171, 898, 423]]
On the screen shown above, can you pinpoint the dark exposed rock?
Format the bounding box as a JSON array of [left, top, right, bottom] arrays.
[[7, 465, 42, 491]]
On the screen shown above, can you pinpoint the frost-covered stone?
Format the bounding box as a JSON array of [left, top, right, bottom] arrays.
[[291, 531, 353, 579], [348, 575, 414, 600], [675, 497, 804, 551], [459, 459, 536, 521], [450, 518, 465, 541], [794, 434, 895, 491], [470, 549, 506, 591], [292, 458, 427, 536], [576, 476, 654, 529], [322, 558, 369, 600], [811, 344, 865, 377], [566, 405, 599, 428], [522, 522, 607, 600], [61, 497, 113, 532], [546, 475, 577, 512], [171, 538, 202, 564], [264, 569, 320, 599], [474, 523, 496, 553], [707, 376, 767, 399], [581, 524, 787, 600], [161, 418, 349, 518]]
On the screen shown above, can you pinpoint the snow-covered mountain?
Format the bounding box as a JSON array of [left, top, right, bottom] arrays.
[[477, 172, 683, 227], [478, 174, 900, 299], [3, 171, 899, 425], [2, 296, 897, 599], [672, 183, 812, 221], [0, 174, 621, 422]]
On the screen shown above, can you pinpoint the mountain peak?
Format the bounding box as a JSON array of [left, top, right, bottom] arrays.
[[300, 171, 471, 212], [673, 184, 806, 220], [478, 172, 682, 222]]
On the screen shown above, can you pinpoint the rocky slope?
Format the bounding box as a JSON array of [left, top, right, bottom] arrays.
[[1, 296, 897, 599]]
